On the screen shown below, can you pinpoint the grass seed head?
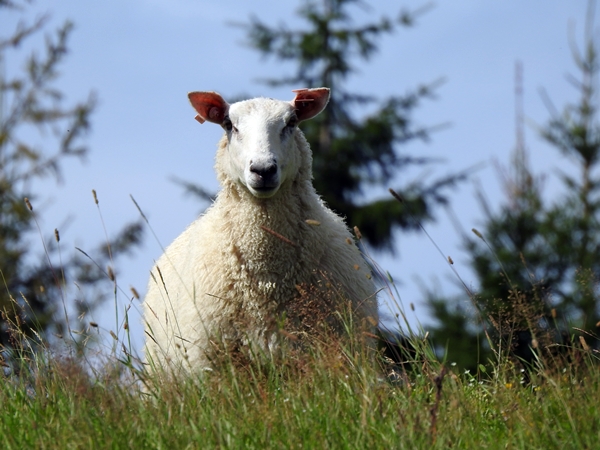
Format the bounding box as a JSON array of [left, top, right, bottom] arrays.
[[579, 335, 590, 351], [388, 188, 403, 203], [130, 286, 140, 299]]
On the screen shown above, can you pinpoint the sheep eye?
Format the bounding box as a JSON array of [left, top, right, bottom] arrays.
[[223, 117, 237, 133], [286, 115, 298, 129], [282, 115, 298, 136]]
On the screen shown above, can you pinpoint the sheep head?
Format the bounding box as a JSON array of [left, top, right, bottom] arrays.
[[188, 88, 330, 199]]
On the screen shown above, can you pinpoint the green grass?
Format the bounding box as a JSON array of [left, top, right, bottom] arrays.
[[2, 196, 598, 449], [1, 332, 599, 449]]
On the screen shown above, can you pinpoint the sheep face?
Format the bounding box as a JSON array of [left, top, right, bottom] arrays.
[[188, 89, 330, 199], [225, 99, 298, 198]]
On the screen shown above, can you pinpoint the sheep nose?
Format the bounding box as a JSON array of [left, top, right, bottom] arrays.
[[249, 161, 278, 181]]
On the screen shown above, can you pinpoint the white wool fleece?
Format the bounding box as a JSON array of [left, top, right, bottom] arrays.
[[144, 90, 377, 373]]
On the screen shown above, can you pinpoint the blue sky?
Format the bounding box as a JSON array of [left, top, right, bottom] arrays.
[[2, 1, 592, 354]]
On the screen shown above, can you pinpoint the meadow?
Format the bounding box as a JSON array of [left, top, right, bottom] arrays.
[[1, 196, 598, 449], [1, 305, 598, 449]]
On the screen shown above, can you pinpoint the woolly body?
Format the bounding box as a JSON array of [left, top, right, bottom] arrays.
[[144, 90, 377, 372]]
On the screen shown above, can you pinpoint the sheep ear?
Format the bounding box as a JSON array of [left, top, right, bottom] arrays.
[[188, 91, 229, 125], [291, 88, 330, 122]]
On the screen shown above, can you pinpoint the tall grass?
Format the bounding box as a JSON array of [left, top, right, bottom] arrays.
[[1, 193, 599, 449], [1, 314, 599, 449]]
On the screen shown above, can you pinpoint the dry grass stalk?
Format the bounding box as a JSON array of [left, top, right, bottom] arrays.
[[259, 225, 297, 247]]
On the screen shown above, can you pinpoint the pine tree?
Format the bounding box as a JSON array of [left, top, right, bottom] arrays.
[[0, 1, 143, 352], [238, 0, 469, 249], [428, 2, 600, 369]]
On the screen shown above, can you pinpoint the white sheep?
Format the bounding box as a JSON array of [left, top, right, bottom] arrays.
[[144, 88, 377, 373]]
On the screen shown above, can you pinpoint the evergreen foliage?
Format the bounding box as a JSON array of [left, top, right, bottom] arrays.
[[0, 1, 143, 350], [237, 0, 470, 249], [428, 2, 600, 369]]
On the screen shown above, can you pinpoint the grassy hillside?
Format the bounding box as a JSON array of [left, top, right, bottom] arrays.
[[1, 325, 598, 449], [0, 199, 597, 449]]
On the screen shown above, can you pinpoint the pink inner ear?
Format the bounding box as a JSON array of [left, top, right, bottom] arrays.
[[292, 88, 330, 122], [188, 91, 228, 124], [209, 107, 221, 121]]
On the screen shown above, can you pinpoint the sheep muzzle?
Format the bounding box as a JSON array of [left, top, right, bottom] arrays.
[[247, 160, 280, 197]]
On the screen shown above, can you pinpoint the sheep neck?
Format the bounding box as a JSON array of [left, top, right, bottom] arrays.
[[214, 177, 330, 307], [210, 132, 331, 308]]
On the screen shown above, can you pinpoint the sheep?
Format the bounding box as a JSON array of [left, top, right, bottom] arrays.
[[143, 88, 377, 374]]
